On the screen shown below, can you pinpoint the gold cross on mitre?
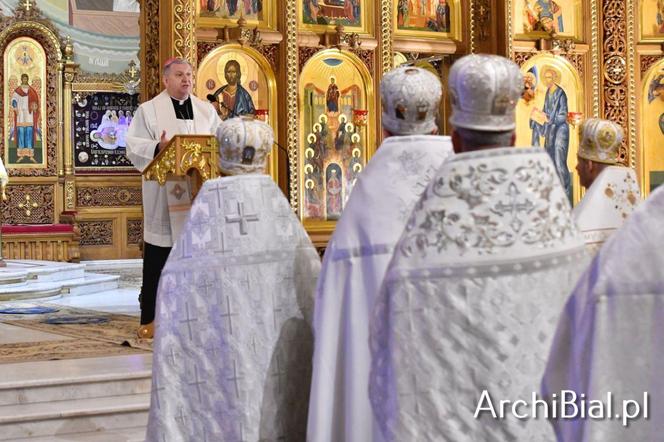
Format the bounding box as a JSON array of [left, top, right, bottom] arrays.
[[23, 0, 33, 11]]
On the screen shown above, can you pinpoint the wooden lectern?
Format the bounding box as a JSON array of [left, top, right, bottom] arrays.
[[143, 134, 219, 242]]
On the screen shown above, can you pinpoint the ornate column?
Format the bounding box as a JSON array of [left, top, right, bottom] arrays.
[[62, 37, 79, 212], [171, 0, 197, 67], [601, 0, 636, 166], [139, 0, 160, 101], [286, 0, 299, 209], [380, 0, 392, 74]]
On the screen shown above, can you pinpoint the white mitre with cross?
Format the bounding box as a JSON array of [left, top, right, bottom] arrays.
[[146, 122, 321, 441], [573, 118, 641, 253]]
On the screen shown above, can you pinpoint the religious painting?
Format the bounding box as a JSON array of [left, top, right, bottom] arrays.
[[299, 49, 375, 226], [639, 0, 664, 42], [516, 53, 584, 204], [73, 91, 139, 172], [197, 44, 279, 179], [394, 0, 462, 40], [197, 0, 275, 29], [299, 0, 373, 34], [513, 0, 583, 40], [640, 61, 664, 194], [3, 37, 47, 169]]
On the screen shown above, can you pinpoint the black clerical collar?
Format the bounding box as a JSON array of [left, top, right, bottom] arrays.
[[170, 96, 193, 120]]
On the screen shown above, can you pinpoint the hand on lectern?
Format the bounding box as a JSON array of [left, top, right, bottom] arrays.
[[158, 130, 169, 153]]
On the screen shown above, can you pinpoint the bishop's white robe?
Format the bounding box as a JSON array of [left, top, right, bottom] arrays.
[[145, 175, 321, 441], [370, 147, 588, 441], [126, 91, 220, 247], [307, 135, 454, 442], [573, 166, 641, 254], [542, 185, 664, 442]]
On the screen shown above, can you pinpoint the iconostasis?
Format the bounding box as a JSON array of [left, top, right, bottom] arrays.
[[184, 0, 470, 245], [137, 0, 651, 250]]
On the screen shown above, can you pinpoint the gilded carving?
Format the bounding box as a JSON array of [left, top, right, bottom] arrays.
[[514, 51, 536, 67], [299, 47, 320, 73], [140, 0, 160, 100], [65, 180, 75, 210], [641, 55, 664, 75], [1, 185, 54, 224], [145, 147, 177, 186], [381, 0, 392, 74], [601, 0, 631, 165], [471, 0, 491, 52], [127, 219, 143, 246], [604, 55, 627, 84], [352, 49, 375, 74], [79, 220, 114, 247], [181, 141, 211, 180], [173, 0, 196, 68], [77, 187, 142, 207]]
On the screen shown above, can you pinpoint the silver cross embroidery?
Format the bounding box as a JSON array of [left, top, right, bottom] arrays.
[[399, 373, 430, 416], [187, 364, 206, 402], [225, 201, 259, 235], [271, 352, 287, 394], [152, 378, 165, 410], [220, 295, 238, 335], [179, 302, 198, 342], [492, 182, 535, 233], [227, 360, 243, 399], [206, 181, 230, 209], [175, 407, 188, 426]]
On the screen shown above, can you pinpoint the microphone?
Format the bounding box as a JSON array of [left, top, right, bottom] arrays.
[[206, 94, 217, 103]]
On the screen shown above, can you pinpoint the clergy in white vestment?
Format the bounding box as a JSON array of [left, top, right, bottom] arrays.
[[369, 54, 588, 441], [307, 66, 454, 442], [573, 118, 641, 254], [126, 57, 221, 338], [542, 185, 664, 442], [145, 117, 321, 442]]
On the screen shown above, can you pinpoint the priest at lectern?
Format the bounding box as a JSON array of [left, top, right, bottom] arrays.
[[126, 57, 221, 339], [146, 117, 320, 441]]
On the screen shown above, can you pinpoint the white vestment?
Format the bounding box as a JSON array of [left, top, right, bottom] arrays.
[[11, 87, 34, 126], [146, 175, 321, 441], [126, 91, 220, 247], [542, 185, 664, 442], [573, 166, 641, 254], [370, 147, 588, 441], [307, 135, 454, 442]]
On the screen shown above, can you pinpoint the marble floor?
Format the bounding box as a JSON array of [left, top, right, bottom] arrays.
[[0, 260, 149, 441]]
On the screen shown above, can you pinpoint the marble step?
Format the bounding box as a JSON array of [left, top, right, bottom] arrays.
[[0, 393, 150, 440], [0, 272, 29, 288], [60, 274, 120, 297], [29, 264, 86, 283], [0, 374, 151, 408], [0, 356, 152, 407], [4, 425, 146, 441], [0, 282, 63, 302]]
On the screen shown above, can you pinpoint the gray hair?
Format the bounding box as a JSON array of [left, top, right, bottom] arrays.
[[454, 127, 514, 148], [163, 58, 192, 76]]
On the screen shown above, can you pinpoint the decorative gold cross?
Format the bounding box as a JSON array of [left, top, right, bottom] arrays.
[[128, 61, 138, 79], [18, 194, 39, 217], [23, 0, 31, 12]]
